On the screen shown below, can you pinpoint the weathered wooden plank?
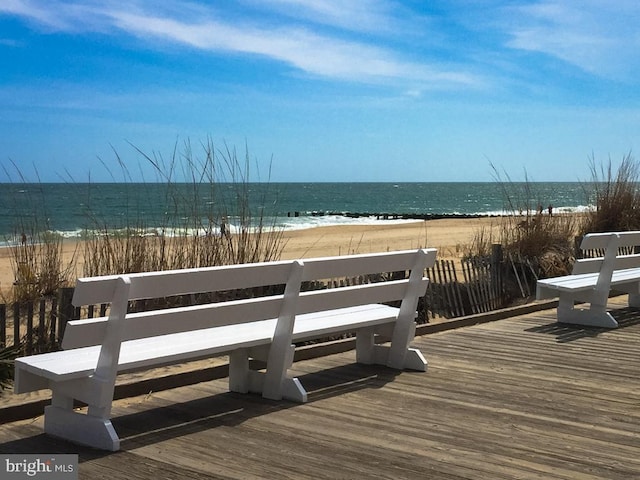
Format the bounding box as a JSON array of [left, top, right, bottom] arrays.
[[0, 303, 5, 347], [49, 296, 58, 347], [461, 260, 477, 314], [12, 303, 20, 348], [447, 260, 465, 317]]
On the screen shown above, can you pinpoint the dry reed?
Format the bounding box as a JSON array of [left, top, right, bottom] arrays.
[[485, 164, 580, 278], [3, 165, 78, 302], [580, 152, 640, 233], [5, 140, 285, 300], [81, 139, 285, 276]]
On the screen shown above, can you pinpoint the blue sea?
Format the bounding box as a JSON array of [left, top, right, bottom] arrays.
[[0, 182, 593, 245]]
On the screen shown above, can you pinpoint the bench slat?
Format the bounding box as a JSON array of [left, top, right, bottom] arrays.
[[537, 273, 598, 292], [62, 295, 286, 349], [73, 250, 433, 306], [292, 304, 399, 342], [298, 278, 428, 314], [300, 249, 434, 281], [537, 267, 640, 294], [580, 231, 640, 250], [573, 254, 640, 275], [73, 261, 294, 306], [18, 320, 276, 382]]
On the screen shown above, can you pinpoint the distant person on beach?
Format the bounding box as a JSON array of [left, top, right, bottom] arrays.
[[548, 204, 553, 216], [221, 216, 229, 236]]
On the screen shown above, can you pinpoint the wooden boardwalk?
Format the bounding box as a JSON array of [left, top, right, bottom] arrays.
[[1, 302, 640, 479]]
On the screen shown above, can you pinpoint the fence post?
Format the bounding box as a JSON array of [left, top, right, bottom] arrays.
[[575, 235, 584, 259], [58, 287, 75, 340], [50, 296, 58, 348], [26, 302, 34, 355], [0, 304, 5, 348], [13, 303, 20, 348], [491, 244, 503, 304]]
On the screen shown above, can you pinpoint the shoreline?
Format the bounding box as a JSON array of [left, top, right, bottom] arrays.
[[0, 209, 588, 248], [0, 217, 501, 296]]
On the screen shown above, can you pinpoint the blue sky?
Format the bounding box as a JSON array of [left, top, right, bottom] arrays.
[[1, 0, 639, 183]]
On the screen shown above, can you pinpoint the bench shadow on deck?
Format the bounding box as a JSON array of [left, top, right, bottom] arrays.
[[525, 306, 640, 342], [1, 364, 403, 447], [2, 301, 640, 479]]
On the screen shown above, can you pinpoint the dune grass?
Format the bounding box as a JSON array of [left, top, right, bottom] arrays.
[[475, 154, 640, 289], [478, 165, 580, 278], [0, 344, 20, 393], [2, 165, 78, 302], [82, 140, 286, 278], [580, 152, 640, 233], [5, 140, 285, 301]]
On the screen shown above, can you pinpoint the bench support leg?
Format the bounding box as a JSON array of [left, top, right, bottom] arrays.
[[264, 342, 307, 402], [355, 328, 376, 364], [278, 377, 307, 403], [629, 293, 640, 308], [355, 326, 427, 371], [43, 275, 129, 451], [402, 348, 428, 371], [229, 349, 251, 394], [360, 345, 427, 371], [557, 296, 618, 328], [229, 348, 308, 403], [44, 391, 119, 451]]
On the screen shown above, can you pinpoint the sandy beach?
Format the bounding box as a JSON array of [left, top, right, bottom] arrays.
[[0, 217, 500, 295], [278, 217, 498, 260]]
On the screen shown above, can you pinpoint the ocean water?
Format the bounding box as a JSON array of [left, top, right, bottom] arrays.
[[0, 182, 593, 244]]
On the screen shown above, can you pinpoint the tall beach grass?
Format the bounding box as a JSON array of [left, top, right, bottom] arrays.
[[473, 165, 580, 278], [2, 164, 78, 302], [475, 154, 640, 292], [580, 152, 640, 233], [4, 140, 286, 301]]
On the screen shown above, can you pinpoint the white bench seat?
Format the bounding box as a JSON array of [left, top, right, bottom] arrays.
[[538, 268, 640, 293], [536, 232, 640, 327], [16, 304, 400, 385], [16, 323, 273, 383], [14, 249, 436, 451]]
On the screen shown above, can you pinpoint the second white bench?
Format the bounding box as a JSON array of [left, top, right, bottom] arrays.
[[536, 231, 640, 328], [14, 248, 436, 451]]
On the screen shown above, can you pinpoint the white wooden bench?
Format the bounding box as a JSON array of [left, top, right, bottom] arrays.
[[14, 248, 437, 451], [536, 231, 640, 328]]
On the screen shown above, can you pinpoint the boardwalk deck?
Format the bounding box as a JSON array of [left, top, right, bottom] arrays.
[[1, 301, 639, 479]]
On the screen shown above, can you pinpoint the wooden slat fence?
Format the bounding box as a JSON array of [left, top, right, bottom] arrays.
[[0, 297, 61, 355], [2, 256, 509, 355], [462, 257, 502, 314]]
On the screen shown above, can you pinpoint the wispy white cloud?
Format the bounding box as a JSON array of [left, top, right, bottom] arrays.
[[0, 0, 480, 89], [247, 0, 398, 33], [0, 0, 123, 32], [0, 0, 67, 28], [503, 1, 640, 80], [109, 8, 476, 86]]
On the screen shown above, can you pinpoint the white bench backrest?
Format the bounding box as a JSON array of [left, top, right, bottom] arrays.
[[72, 260, 296, 305], [297, 249, 435, 313], [63, 249, 436, 350], [573, 231, 640, 275], [64, 261, 299, 349]]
